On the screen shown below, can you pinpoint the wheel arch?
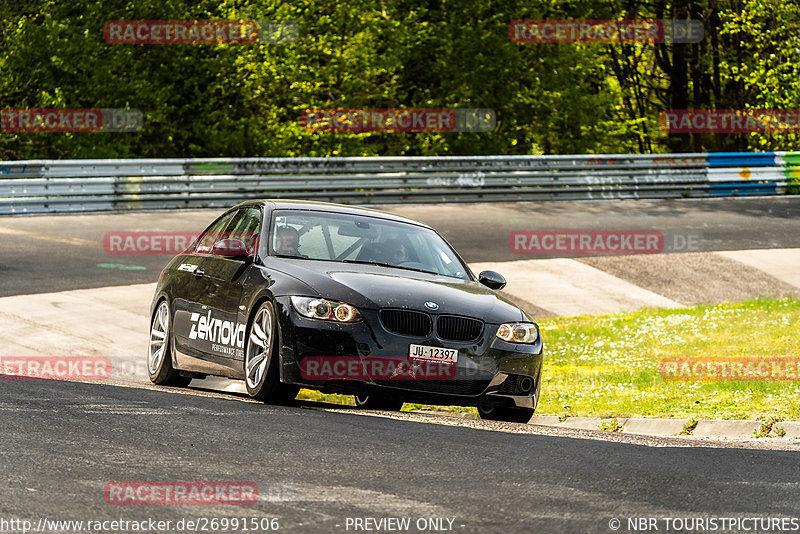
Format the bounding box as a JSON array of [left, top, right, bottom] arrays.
[[243, 294, 286, 382]]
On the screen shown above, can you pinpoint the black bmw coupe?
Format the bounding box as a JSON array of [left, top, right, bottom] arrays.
[[147, 200, 543, 423]]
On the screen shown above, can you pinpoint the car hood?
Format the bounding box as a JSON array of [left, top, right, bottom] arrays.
[[269, 258, 525, 323]]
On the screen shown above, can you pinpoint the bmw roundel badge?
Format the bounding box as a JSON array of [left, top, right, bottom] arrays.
[[424, 301, 439, 310]]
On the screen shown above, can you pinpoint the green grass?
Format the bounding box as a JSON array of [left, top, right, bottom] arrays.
[[598, 418, 623, 432], [296, 388, 355, 406], [297, 297, 800, 421], [296, 388, 479, 416], [539, 297, 800, 420]]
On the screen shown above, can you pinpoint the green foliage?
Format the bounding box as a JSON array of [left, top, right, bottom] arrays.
[[679, 418, 698, 435], [599, 418, 623, 432], [719, 0, 800, 151], [1, 0, 798, 158], [753, 416, 779, 438]]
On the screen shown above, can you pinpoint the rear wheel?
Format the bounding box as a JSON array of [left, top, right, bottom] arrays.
[[147, 300, 191, 387], [244, 301, 298, 403], [477, 404, 534, 423], [354, 393, 404, 411]]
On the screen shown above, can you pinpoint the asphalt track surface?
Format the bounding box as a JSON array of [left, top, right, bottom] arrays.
[[1, 197, 800, 296], [2, 379, 800, 534], [3, 197, 800, 533]]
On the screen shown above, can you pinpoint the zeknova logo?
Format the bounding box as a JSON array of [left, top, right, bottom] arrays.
[[188, 310, 246, 356]]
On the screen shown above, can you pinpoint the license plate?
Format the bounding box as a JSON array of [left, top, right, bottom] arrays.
[[408, 344, 458, 364]]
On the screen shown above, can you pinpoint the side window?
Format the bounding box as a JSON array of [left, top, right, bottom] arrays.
[[226, 207, 262, 255], [195, 210, 237, 254]]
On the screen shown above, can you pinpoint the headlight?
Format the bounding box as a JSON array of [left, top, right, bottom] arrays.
[[496, 322, 539, 344], [290, 296, 362, 323]]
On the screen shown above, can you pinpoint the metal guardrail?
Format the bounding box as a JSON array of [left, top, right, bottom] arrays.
[[0, 153, 797, 215]]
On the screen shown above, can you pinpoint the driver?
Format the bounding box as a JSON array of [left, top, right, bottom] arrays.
[[384, 238, 408, 265], [275, 226, 302, 256]]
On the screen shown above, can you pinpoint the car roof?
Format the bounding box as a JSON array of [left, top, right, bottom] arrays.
[[236, 199, 433, 229]]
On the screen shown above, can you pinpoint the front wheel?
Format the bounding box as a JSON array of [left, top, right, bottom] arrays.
[[354, 393, 404, 411], [147, 300, 191, 387], [244, 301, 298, 403], [477, 404, 534, 423]]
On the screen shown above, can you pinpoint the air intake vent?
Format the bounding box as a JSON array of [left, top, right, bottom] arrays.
[[379, 309, 432, 337], [436, 315, 483, 341]]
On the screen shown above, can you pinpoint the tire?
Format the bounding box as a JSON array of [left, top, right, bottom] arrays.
[[354, 393, 404, 411], [244, 300, 298, 403], [477, 404, 534, 423], [147, 300, 191, 387]]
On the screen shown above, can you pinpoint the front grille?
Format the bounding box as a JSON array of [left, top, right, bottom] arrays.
[[379, 309, 432, 337], [436, 315, 483, 341]]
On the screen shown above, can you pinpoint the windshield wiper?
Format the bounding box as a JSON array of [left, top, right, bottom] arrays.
[[340, 259, 438, 276]]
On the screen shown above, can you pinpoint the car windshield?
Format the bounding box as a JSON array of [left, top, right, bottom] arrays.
[[270, 210, 470, 280]]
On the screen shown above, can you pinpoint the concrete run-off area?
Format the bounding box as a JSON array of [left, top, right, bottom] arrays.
[[1, 198, 799, 439]]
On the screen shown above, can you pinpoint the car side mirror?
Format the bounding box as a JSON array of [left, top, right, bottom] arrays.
[[211, 238, 253, 260], [478, 270, 506, 290]]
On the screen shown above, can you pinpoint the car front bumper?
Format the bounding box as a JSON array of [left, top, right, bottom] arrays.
[[274, 297, 543, 409]]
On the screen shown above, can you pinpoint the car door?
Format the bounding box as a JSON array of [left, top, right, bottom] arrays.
[[172, 208, 241, 376], [176, 207, 261, 376], [196, 206, 264, 371]]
